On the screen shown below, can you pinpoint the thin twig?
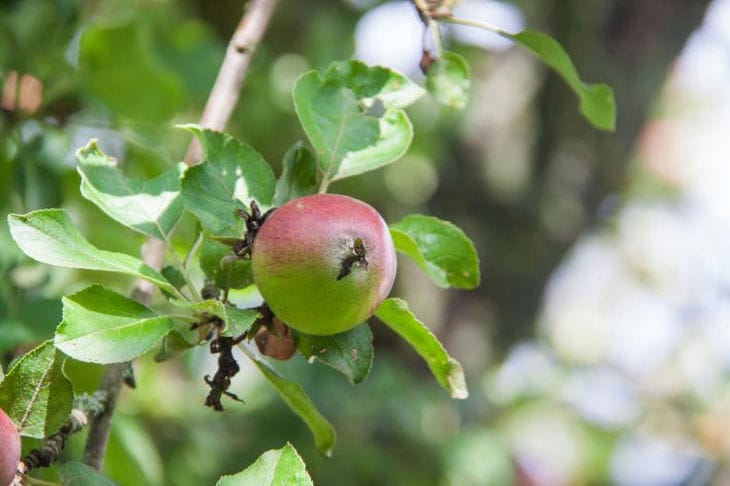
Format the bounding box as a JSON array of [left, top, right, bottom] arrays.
[[430, 20, 444, 57], [408, 0, 445, 59], [14, 394, 107, 484], [185, 0, 279, 164], [408, 0, 431, 23], [80, 0, 279, 472], [79, 365, 127, 470], [441, 15, 506, 36]]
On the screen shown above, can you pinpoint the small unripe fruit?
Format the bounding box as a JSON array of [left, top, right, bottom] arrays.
[[252, 194, 396, 335], [0, 407, 20, 486], [254, 318, 296, 360]]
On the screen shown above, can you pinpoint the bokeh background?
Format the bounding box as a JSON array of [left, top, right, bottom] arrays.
[[2, 0, 729, 484]]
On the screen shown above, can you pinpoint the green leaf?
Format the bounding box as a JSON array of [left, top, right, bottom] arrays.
[[375, 298, 468, 399], [199, 238, 253, 290], [0, 341, 73, 438], [7, 209, 176, 294], [504, 30, 616, 131], [55, 285, 174, 364], [322, 60, 425, 108], [180, 125, 276, 236], [160, 265, 188, 299], [246, 349, 336, 456], [426, 51, 470, 110], [216, 443, 313, 486], [153, 331, 197, 362], [79, 22, 184, 122], [293, 60, 424, 185], [222, 308, 260, 337], [390, 214, 480, 289], [60, 461, 118, 486], [297, 323, 374, 385], [107, 415, 164, 485], [274, 142, 319, 205], [188, 300, 259, 337], [76, 140, 186, 239]]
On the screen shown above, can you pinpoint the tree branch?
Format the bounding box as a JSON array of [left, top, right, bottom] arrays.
[[80, 0, 279, 472], [185, 0, 279, 164], [14, 394, 107, 484], [82, 238, 165, 470]]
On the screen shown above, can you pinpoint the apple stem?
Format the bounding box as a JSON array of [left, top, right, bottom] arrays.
[[318, 177, 331, 194]]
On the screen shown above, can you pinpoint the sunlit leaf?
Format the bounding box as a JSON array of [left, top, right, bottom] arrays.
[[426, 51, 470, 110], [55, 285, 174, 364], [0, 341, 73, 438], [7, 209, 176, 294], [180, 125, 276, 236], [246, 349, 336, 456], [375, 298, 468, 399], [216, 443, 313, 486], [293, 60, 424, 185], [297, 323, 374, 385], [504, 30, 616, 131], [322, 60, 425, 108], [390, 214, 480, 289], [76, 139, 185, 239]]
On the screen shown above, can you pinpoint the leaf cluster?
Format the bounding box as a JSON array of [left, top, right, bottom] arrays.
[[0, 1, 621, 482], [4, 61, 480, 466]]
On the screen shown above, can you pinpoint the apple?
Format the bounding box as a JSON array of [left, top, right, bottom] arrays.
[[0, 407, 20, 486], [252, 194, 396, 335]]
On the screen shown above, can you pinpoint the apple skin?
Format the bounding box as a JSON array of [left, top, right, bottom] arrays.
[[0, 407, 20, 486], [252, 194, 396, 335]]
